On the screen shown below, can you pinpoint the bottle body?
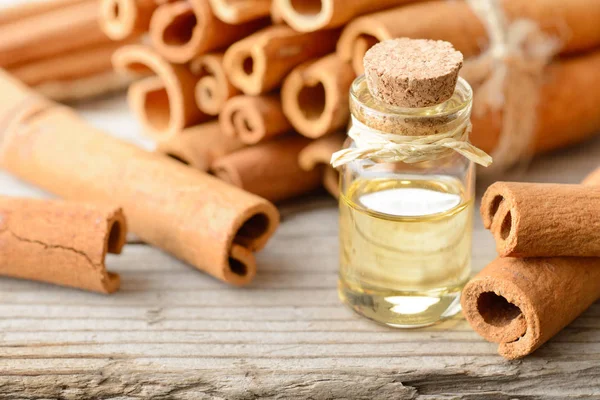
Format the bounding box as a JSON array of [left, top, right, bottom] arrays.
[[338, 76, 475, 327]]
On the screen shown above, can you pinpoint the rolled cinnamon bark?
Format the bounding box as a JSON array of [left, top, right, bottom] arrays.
[[461, 168, 600, 359], [274, 0, 419, 32], [298, 131, 345, 198], [112, 45, 210, 140], [471, 49, 600, 155], [0, 0, 87, 25], [0, 71, 279, 286], [0, 197, 126, 294], [338, 0, 600, 75], [156, 120, 245, 170], [149, 0, 267, 64], [219, 94, 291, 144], [462, 257, 600, 360], [223, 25, 339, 95], [10, 41, 117, 87], [207, 0, 272, 24], [99, 0, 158, 40], [211, 136, 323, 202], [281, 54, 355, 138], [0, 0, 111, 68], [190, 53, 240, 116], [481, 182, 600, 258]]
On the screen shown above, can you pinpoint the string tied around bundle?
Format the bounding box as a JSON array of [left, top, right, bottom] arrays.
[[461, 0, 561, 171]]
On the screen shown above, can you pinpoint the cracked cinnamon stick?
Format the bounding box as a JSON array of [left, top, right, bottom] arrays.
[[190, 53, 241, 116], [298, 131, 345, 198], [223, 25, 339, 95], [99, 0, 158, 40], [461, 168, 600, 359], [0, 71, 279, 286], [112, 44, 210, 140], [274, 0, 419, 32], [471, 49, 600, 155], [149, 0, 267, 64], [0, 197, 126, 294], [219, 94, 291, 144], [211, 136, 323, 202], [281, 54, 355, 138], [207, 0, 272, 24], [156, 120, 245, 170], [481, 182, 600, 258], [338, 0, 600, 75]]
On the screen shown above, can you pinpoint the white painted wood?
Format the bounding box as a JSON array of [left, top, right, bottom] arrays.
[[0, 93, 599, 399]]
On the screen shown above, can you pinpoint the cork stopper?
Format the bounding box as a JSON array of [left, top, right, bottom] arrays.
[[363, 38, 463, 108]]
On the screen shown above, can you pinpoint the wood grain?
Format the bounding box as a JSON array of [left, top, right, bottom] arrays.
[[0, 93, 599, 399]]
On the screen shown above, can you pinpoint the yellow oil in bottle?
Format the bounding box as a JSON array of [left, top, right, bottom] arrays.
[[338, 176, 473, 327]]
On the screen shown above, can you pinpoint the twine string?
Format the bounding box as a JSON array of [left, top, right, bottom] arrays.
[[330, 117, 493, 168], [463, 0, 560, 170]]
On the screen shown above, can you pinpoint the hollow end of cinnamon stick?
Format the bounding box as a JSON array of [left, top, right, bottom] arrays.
[[100, 0, 156, 40], [190, 53, 240, 116], [275, 0, 334, 32], [150, 0, 267, 64], [219, 94, 291, 145], [226, 244, 257, 286], [481, 181, 600, 258], [0, 198, 126, 294], [113, 45, 208, 140], [462, 256, 600, 359], [282, 54, 355, 139]]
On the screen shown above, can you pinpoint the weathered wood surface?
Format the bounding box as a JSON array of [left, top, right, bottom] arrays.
[[0, 94, 599, 399]]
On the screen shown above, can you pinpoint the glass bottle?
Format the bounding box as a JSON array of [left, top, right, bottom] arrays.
[[338, 75, 475, 328]]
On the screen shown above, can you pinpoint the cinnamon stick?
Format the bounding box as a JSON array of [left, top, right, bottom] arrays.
[[8, 40, 131, 101], [0, 0, 87, 25], [0, 197, 126, 294], [156, 120, 245, 170], [481, 182, 600, 258], [149, 0, 267, 64], [461, 168, 600, 359], [223, 25, 339, 95], [338, 0, 600, 75], [219, 94, 291, 144], [190, 53, 241, 116], [0, 71, 279, 286], [99, 0, 158, 40], [207, 0, 272, 24], [0, 0, 111, 68], [211, 136, 323, 202], [281, 54, 355, 138], [274, 0, 419, 32], [298, 131, 345, 198], [462, 256, 600, 360], [112, 44, 210, 140], [471, 49, 600, 155]]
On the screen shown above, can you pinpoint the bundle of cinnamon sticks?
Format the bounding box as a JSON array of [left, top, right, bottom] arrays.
[[93, 0, 600, 205], [462, 168, 600, 359]]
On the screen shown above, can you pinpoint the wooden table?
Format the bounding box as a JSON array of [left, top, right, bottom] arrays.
[[1, 95, 599, 399]]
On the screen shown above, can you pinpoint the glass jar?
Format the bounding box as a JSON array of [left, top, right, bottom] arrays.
[[338, 75, 475, 328]]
